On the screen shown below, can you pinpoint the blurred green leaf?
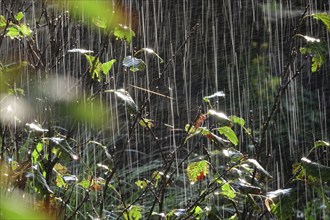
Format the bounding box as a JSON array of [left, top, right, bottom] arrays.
[[135, 180, 149, 189], [0, 15, 6, 29], [14, 12, 24, 21], [19, 24, 32, 37], [309, 140, 330, 153], [139, 118, 154, 129], [92, 17, 107, 29]]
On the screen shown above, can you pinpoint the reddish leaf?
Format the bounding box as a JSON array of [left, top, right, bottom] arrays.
[[196, 171, 205, 181], [194, 114, 207, 129]]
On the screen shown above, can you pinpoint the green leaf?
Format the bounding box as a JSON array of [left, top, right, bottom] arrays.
[[124, 206, 142, 220], [312, 13, 330, 31], [6, 26, 20, 39], [18, 24, 32, 37], [32, 142, 43, 164], [229, 115, 245, 127], [186, 160, 209, 183], [221, 182, 236, 199], [246, 159, 272, 178], [203, 91, 225, 103], [55, 173, 67, 188], [114, 24, 135, 44], [309, 140, 330, 153], [139, 118, 154, 129], [218, 126, 238, 146], [301, 157, 330, 181], [14, 12, 24, 21], [78, 179, 90, 189], [92, 17, 106, 29], [299, 42, 327, 72], [122, 56, 145, 72], [101, 59, 116, 74], [84, 54, 102, 80], [135, 180, 149, 189], [134, 48, 164, 63], [0, 15, 7, 30]]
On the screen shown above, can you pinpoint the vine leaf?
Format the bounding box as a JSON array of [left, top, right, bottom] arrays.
[[186, 160, 209, 183], [221, 182, 236, 200], [85, 54, 102, 79], [14, 12, 24, 22], [123, 206, 142, 220]]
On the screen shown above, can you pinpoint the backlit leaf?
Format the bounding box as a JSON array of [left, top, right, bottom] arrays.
[[105, 89, 138, 114], [14, 12, 24, 21], [101, 59, 116, 74], [203, 91, 225, 103], [221, 182, 236, 199], [300, 42, 328, 72], [218, 126, 238, 146], [208, 109, 231, 125], [139, 118, 154, 129], [186, 160, 209, 183], [6, 26, 20, 39], [134, 48, 164, 63], [85, 54, 102, 79], [229, 115, 245, 127], [135, 180, 149, 189], [114, 24, 135, 44], [301, 157, 330, 181]]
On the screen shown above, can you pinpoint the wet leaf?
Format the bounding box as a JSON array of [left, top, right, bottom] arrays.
[[246, 159, 272, 178], [232, 180, 262, 194], [194, 114, 207, 129], [32, 142, 43, 164], [220, 182, 236, 199], [139, 118, 154, 129], [124, 206, 142, 220], [68, 48, 94, 54], [186, 160, 209, 183], [105, 89, 138, 114], [14, 12, 24, 21], [203, 91, 225, 103], [208, 109, 231, 125], [312, 13, 330, 32], [0, 15, 6, 29], [229, 115, 245, 127], [122, 55, 146, 72], [6, 26, 20, 39], [55, 173, 67, 188], [85, 54, 102, 79], [301, 157, 330, 181], [297, 34, 320, 43], [300, 42, 328, 72], [53, 163, 67, 174], [26, 123, 48, 133], [135, 180, 149, 189], [309, 140, 330, 153], [114, 24, 135, 44], [18, 24, 32, 36], [218, 126, 238, 146], [134, 48, 164, 63], [101, 59, 116, 74]]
